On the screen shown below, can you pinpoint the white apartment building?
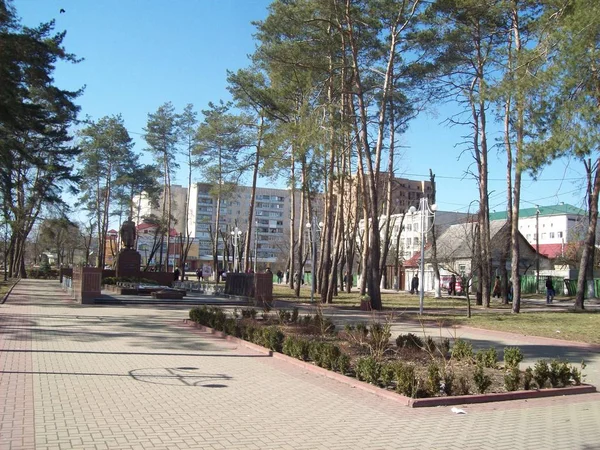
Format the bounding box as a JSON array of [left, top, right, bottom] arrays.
[[187, 183, 300, 268]]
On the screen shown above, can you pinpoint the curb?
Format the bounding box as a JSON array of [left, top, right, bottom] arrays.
[[182, 319, 596, 408], [1, 278, 20, 304]]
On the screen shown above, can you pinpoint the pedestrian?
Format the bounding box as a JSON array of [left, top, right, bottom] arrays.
[[285, 270, 289, 284], [277, 270, 283, 283], [410, 274, 419, 294], [174, 267, 180, 281], [343, 271, 349, 290], [493, 276, 501, 298], [196, 268, 202, 281], [545, 276, 555, 304], [449, 274, 456, 295]]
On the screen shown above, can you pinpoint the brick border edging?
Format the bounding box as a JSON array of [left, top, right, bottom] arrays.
[[1, 278, 20, 304], [182, 319, 596, 408]]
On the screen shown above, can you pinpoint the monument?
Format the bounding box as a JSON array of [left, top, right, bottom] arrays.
[[116, 218, 141, 278]]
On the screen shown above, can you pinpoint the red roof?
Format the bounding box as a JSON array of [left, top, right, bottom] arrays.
[[403, 251, 422, 268]]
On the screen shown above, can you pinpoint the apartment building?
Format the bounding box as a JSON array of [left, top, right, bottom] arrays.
[[187, 183, 300, 269], [133, 184, 189, 235]]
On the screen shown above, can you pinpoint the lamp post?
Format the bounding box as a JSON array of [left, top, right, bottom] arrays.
[[408, 197, 437, 315], [306, 218, 323, 303], [535, 205, 540, 293], [231, 227, 242, 273]]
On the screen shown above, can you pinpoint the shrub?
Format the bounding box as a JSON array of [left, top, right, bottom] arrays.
[[337, 354, 351, 375], [277, 309, 291, 324], [396, 333, 423, 350], [504, 367, 521, 392], [355, 356, 381, 384], [455, 376, 470, 396], [260, 326, 284, 352], [533, 360, 550, 388], [309, 342, 326, 367], [523, 367, 534, 390], [355, 323, 368, 339], [368, 322, 392, 359], [223, 318, 239, 336], [282, 336, 296, 357], [473, 363, 492, 394], [442, 370, 455, 396], [475, 347, 498, 369], [381, 363, 397, 387], [438, 338, 451, 356], [241, 308, 257, 319], [451, 339, 473, 361], [503, 347, 524, 369], [548, 360, 571, 388], [291, 307, 299, 324], [570, 361, 586, 386], [394, 363, 419, 397], [301, 315, 312, 327], [426, 362, 442, 395]]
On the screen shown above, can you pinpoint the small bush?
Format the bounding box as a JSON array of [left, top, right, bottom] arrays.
[[548, 360, 571, 388], [301, 315, 312, 326], [291, 307, 299, 324], [425, 336, 436, 354], [277, 309, 291, 324], [570, 361, 586, 386], [533, 360, 550, 388], [475, 347, 498, 369], [381, 363, 397, 387], [438, 338, 451, 355], [309, 342, 326, 367], [442, 370, 455, 396], [503, 347, 524, 369], [394, 363, 419, 397], [504, 367, 521, 392], [473, 363, 492, 394], [337, 354, 351, 375], [368, 322, 392, 359], [523, 367, 533, 390], [396, 333, 423, 350], [455, 376, 470, 396], [451, 339, 473, 361], [355, 356, 381, 385], [260, 326, 284, 352], [426, 362, 442, 395]]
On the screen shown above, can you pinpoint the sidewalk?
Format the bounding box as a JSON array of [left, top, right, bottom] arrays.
[[1, 279, 600, 450]]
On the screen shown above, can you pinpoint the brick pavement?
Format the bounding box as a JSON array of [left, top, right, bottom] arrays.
[[1, 279, 600, 450]]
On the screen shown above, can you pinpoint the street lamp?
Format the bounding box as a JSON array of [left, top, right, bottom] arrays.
[[409, 197, 437, 315], [306, 218, 324, 303], [535, 205, 540, 293], [230, 227, 242, 272]]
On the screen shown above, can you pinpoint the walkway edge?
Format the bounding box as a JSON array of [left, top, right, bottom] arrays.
[[1, 278, 20, 304], [182, 319, 597, 408]]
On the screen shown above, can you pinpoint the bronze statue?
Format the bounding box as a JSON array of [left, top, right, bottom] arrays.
[[120, 218, 136, 249]]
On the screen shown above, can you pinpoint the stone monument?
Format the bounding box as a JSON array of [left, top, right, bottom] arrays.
[[116, 218, 141, 278]]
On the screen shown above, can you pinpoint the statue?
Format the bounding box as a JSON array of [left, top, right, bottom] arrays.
[[120, 218, 136, 249]]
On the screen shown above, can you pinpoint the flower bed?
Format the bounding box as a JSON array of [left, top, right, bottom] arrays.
[[187, 306, 594, 406]]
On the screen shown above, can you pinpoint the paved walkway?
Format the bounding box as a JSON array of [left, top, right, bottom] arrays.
[[1, 279, 600, 450]]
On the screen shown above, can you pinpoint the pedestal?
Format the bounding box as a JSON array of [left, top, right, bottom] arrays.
[[116, 249, 141, 278]]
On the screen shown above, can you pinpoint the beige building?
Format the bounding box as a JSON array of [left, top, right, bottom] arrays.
[[133, 184, 189, 235]]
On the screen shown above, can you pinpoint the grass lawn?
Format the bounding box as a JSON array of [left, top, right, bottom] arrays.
[[0, 279, 16, 298], [272, 284, 600, 345]]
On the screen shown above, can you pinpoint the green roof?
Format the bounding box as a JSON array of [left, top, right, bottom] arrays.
[[488, 204, 587, 221]]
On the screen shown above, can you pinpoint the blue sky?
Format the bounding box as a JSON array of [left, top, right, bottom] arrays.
[[16, 0, 590, 216]]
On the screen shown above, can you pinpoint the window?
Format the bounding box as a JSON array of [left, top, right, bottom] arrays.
[[414, 237, 419, 246], [541, 233, 546, 239], [406, 224, 412, 231], [549, 232, 555, 239], [406, 238, 412, 246], [558, 231, 563, 238]]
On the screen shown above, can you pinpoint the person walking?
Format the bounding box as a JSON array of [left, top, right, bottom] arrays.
[[174, 267, 181, 281], [493, 276, 501, 298], [545, 276, 555, 304], [449, 274, 456, 295], [410, 274, 419, 295]]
